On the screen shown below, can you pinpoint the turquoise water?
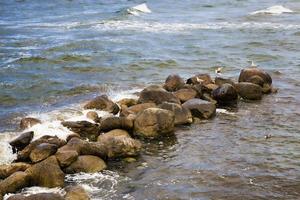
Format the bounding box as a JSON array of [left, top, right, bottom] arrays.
[[1, 0, 300, 199]]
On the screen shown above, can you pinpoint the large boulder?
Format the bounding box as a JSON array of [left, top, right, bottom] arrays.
[[0, 172, 29, 196], [120, 103, 156, 117], [182, 99, 216, 119], [186, 74, 213, 85], [212, 83, 238, 105], [134, 108, 175, 139], [64, 155, 106, 174], [25, 156, 64, 188], [29, 143, 58, 163], [65, 185, 90, 200], [9, 131, 34, 152], [61, 121, 100, 141], [117, 98, 138, 108], [100, 117, 133, 132], [97, 129, 142, 158], [83, 95, 119, 114], [17, 136, 66, 162], [158, 102, 193, 125], [174, 88, 197, 103], [238, 67, 272, 85], [0, 163, 31, 179], [20, 118, 41, 130], [58, 137, 107, 159], [215, 77, 235, 86], [138, 85, 180, 105], [55, 150, 78, 168], [235, 82, 262, 100], [163, 74, 185, 92], [7, 193, 64, 200]]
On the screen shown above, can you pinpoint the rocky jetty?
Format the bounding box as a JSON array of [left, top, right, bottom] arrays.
[[0, 66, 277, 199]]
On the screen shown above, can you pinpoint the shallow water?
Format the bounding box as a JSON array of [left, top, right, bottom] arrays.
[[1, 0, 300, 199]]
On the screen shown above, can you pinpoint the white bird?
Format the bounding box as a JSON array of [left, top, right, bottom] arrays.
[[215, 67, 223, 76], [248, 60, 257, 67]]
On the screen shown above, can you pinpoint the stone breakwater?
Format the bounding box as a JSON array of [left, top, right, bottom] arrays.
[[0, 66, 277, 200]]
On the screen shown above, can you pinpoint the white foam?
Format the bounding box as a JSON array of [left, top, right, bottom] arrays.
[[98, 20, 300, 33], [216, 108, 236, 115], [127, 3, 152, 16], [4, 187, 65, 200], [250, 5, 293, 15]]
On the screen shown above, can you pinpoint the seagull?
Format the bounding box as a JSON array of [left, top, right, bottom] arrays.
[[215, 66, 223, 75], [248, 60, 258, 67]]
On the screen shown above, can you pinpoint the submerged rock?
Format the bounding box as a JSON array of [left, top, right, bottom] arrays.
[[20, 118, 41, 130], [212, 83, 238, 105], [134, 108, 175, 139], [29, 143, 58, 163], [174, 88, 197, 103], [83, 95, 119, 114], [163, 74, 185, 92], [138, 85, 180, 105], [182, 98, 216, 119], [235, 82, 262, 100], [25, 156, 65, 188], [0, 172, 30, 196], [61, 121, 101, 141], [65, 185, 90, 200], [9, 131, 34, 152], [0, 163, 31, 179], [159, 102, 193, 125], [64, 155, 106, 174], [97, 129, 142, 158]]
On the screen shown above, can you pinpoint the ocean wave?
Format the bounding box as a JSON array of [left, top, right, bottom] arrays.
[[97, 20, 300, 33], [250, 5, 294, 15], [127, 3, 152, 16]]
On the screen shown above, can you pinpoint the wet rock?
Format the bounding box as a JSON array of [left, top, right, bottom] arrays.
[[134, 108, 175, 139], [159, 102, 193, 125], [163, 74, 185, 92], [182, 98, 216, 119], [100, 117, 133, 132], [83, 95, 119, 114], [262, 83, 272, 94], [58, 137, 107, 159], [55, 150, 78, 168], [235, 82, 262, 100], [186, 74, 213, 85], [212, 83, 238, 105], [66, 133, 81, 142], [0, 163, 31, 179], [174, 88, 197, 103], [97, 129, 142, 158], [29, 143, 58, 163], [17, 136, 66, 162], [64, 155, 106, 174], [117, 98, 138, 108], [215, 77, 235, 86], [20, 118, 41, 130], [25, 156, 65, 188], [120, 103, 156, 117], [8, 193, 64, 200], [204, 83, 219, 91], [61, 121, 100, 141], [0, 172, 30, 196], [138, 85, 180, 105], [246, 75, 264, 87], [65, 185, 90, 200], [9, 131, 34, 152], [238, 67, 272, 85], [86, 111, 101, 123]]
